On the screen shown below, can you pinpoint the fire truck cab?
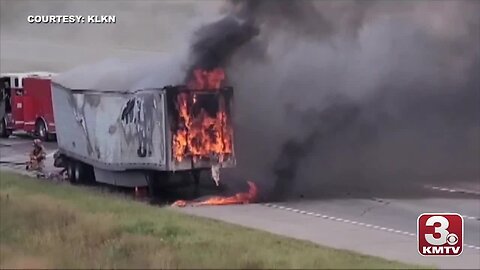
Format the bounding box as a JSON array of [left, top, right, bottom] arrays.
[[0, 72, 57, 141]]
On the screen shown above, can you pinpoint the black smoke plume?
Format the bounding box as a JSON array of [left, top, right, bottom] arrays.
[[272, 102, 361, 200], [186, 0, 480, 200], [185, 15, 259, 82]]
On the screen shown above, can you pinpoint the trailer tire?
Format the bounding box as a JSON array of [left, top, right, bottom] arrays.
[[0, 118, 10, 138], [74, 162, 82, 183], [67, 160, 95, 185], [81, 163, 95, 184], [35, 120, 49, 142], [67, 161, 77, 184], [146, 171, 165, 198], [191, 169, 202, 197]]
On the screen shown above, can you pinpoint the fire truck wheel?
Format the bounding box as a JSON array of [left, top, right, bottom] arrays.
[[0, 118, 10, 138], [35, 120, 49, 142]]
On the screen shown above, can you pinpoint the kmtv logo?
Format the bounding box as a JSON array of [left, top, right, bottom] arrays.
[[418, 213, 463, 256]]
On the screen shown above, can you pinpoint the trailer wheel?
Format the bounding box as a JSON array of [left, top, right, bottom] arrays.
[[74, 162, 82, 183], [67, 161, 94, 185], [0, 118, 10, 138], [67, 161, 77, 184], [146, 171, 165, 198], [81, 163, 95, 184], [191, 170, 201, 197], [35, 120, 49, 142]]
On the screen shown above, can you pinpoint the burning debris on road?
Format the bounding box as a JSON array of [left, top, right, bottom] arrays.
[[172, 180, 258, 207]]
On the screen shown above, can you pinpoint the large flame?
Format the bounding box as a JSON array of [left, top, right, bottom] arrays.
[[172, 181, 258, 207], [172, 68, 233, 162]]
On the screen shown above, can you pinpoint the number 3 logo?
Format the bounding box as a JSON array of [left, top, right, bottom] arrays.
[[418, 213, 463, 256], [425, 216, 451, 245]]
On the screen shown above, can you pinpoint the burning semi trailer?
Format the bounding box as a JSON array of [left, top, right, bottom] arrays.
[[51, 69, 236, 196], [172, 68, 233, 169], [52, 13, 261, 203]]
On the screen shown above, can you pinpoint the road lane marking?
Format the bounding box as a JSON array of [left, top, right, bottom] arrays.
[[262, 203, 480, 250], [462, 215, 480, 221], [425, 185, 480, 196], [465, 244, 480, 250], [422, 185, 480, 221]]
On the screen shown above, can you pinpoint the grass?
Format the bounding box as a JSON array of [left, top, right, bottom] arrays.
[[0, 171, 424, 269]]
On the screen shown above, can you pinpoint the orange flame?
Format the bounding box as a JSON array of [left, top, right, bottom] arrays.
[[172, 68, 233, 162], [172, 181, 258, 207]]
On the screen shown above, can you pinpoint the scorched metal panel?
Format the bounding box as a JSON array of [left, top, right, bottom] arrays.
[[51, 83, 167, 170]]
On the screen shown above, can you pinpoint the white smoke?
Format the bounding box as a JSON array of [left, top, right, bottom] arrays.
[[54, 52, 186, 91]]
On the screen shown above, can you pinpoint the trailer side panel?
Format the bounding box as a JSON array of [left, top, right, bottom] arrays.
[[52, 83, 167, 171]]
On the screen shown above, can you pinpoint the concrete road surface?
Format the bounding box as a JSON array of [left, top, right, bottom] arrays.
[[1, 135, 479, 269]]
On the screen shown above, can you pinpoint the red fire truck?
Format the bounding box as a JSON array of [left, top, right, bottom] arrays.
[[0, 72, 57, 141]]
